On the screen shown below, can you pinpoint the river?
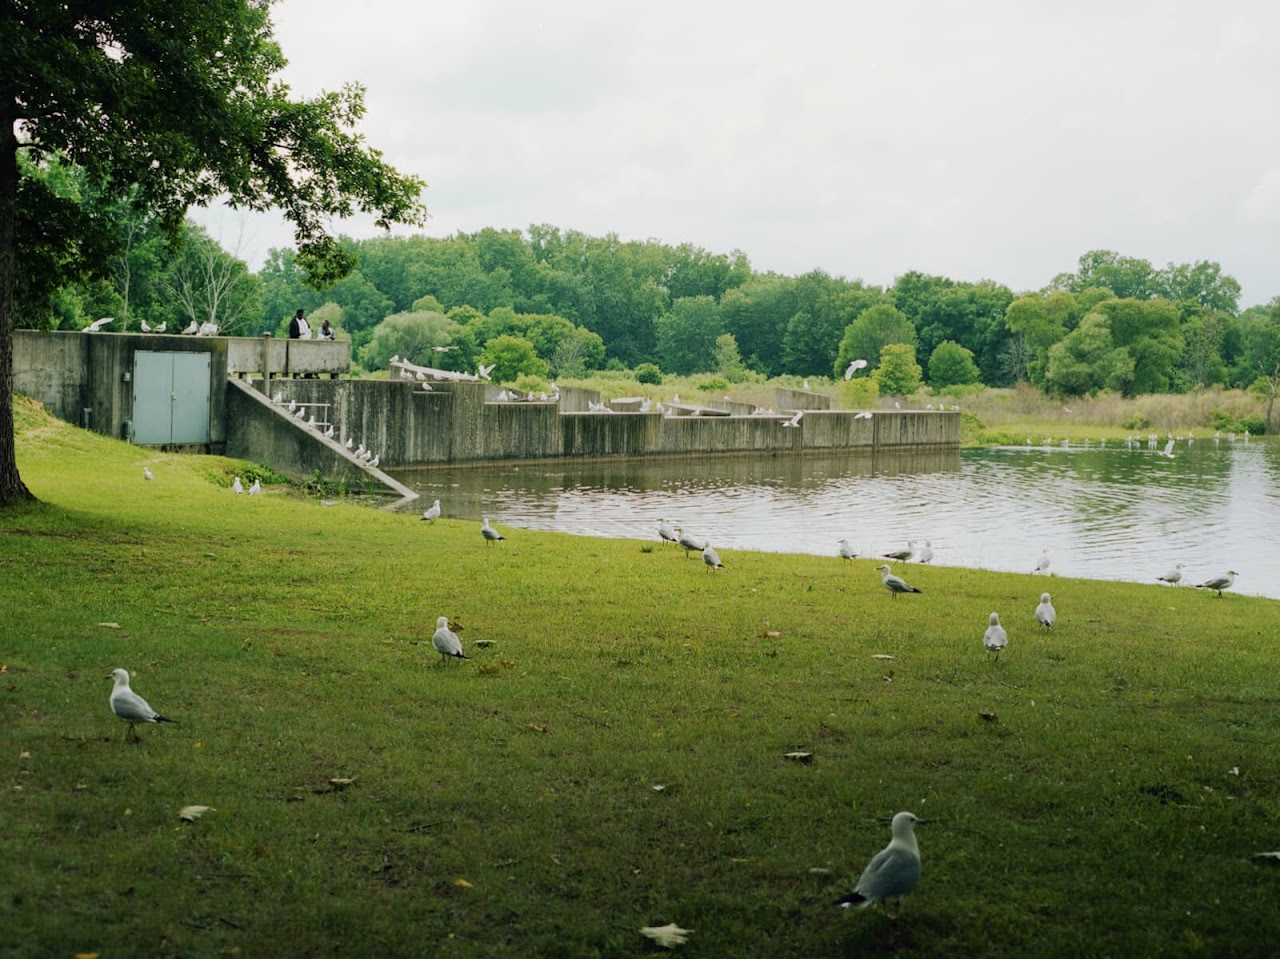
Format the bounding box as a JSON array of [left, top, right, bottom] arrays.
[[389, 437, 1280, 599]]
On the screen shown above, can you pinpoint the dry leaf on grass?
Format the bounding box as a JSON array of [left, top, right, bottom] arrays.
[[178, 805, 214, 821], [640, 923, 691, 948], [784, 751, 813, 763], [761, 630, 782, 638], [871, 653, 895, 660], [452, 877, 473, 888], [97, 623, 121, 629]]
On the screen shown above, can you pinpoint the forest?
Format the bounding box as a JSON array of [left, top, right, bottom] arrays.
[[17, 155, 1280, 406]]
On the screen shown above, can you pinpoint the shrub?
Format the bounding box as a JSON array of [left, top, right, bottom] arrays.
[[1121, 413, 1151, 430], [697, 377, 730, 393], [634, 363, 663, 385]]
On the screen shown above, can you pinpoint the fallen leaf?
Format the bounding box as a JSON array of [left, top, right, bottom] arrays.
[[881, 671, 894, 682], [1229, 767, 1240, 776], [75, 953, 101, 959], [980, 712, 998, 722], [178, 805, 214, 821], [1253, 851, 1280, 861], [871, 653, 895, 660], [526, 723, 551, 735], [328, 777, 356, 788], [761, 630, 781, 638], [640, 923, 692, 948], [97, 623, 121, 629], [452, 877, 473, 888], [808, 867, 833, 875], [474, 639, 495, 648], [652, 784, 666, 792], [19, 751, 30, 759], [784, 751, 813, 763]]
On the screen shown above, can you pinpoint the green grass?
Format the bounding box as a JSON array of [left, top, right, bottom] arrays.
[[3, 397, 1279, 957]]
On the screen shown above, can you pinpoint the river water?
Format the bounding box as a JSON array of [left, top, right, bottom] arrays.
[[389, 438, 1280, 599]]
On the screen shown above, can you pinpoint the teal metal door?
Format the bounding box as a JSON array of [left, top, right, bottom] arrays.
[[132, 351, 211, 444]]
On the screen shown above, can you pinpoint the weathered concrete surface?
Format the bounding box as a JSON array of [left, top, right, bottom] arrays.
[[775, 387, 832, 411], [224, 379, 414, 498], [227, 337, 350, 378]]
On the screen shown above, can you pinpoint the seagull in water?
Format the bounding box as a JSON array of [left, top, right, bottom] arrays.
[[232, 476, 243, 495], [1157, 562, 1185, 586], [702, 544, 725, 571], [983, 612, 1008, 660], [835, 812, 923, 916], [838, 539, 857, 561], [431, 616, 468, 664], [1035, 592, 1056, 628], [481, 516, 505, 545], [877, 564, 921, 599], [421, 499, 441, 522], [1158, 438, 1176, 459], [108, 668, 177, 740], [1034, 549, 1051, 575], [1194, 570, 1237, 598], [657, 518, 678, 546]]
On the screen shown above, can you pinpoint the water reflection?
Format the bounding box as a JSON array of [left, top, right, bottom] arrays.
[[389, 442, 1279, 599]]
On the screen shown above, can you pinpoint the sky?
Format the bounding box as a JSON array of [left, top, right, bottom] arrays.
[[193, 0, 1280, 308]]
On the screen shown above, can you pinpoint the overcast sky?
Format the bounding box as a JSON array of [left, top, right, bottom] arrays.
[[193, 0, 1280, 307]]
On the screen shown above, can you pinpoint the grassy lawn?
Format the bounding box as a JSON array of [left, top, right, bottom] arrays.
[[2, 397, 1278, 957]]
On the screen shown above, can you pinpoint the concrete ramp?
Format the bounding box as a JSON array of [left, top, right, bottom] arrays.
[[224, 378, 417, 501]]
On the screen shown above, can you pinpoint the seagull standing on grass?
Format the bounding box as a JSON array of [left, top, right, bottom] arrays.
[[481, 516, 505, 545], [657, 518, 678, 546], [108, 668, 177, 740], [702, 544, 725, 571], [838, 539, 857, 561], [882, 541, 915, 563], [247, 478, 261, 496], [1157, 563, 1185, 585], [431, 616, 468, 664], [142, 467, 154, 481], [421, 499, 441, 522], [1035, 592, 1056, 628], [1194, 570, 1237, 598], [877, 564, 921, 598], [835, 812, 923, 915], [232, 476, 243, 495], [983, 613, 1008, 660], [675, 526, 703, 559]]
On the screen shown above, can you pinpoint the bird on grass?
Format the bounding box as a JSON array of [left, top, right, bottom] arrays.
[[108, 668, 177, 741], [1194, 570, 1237, 598], [1035, 592, 1056, 628], [247, 478, 262, 496], [983, 612, 1008, 661], [835, 812, 923, 916], [1157, 562, 1185, 586], [882, 541, 915, 563], [877, 564, 921, 599], [675, 526, 703, 559], [232, 476, 243, 495], [702, 544, 725, 571], [657, 518, 678, 546], [481, 516, 505, 545], [421, 499, 441, 522], [431, 616, 468, 664], [838, 539, 857, 561], [142, 467, 154, 481]]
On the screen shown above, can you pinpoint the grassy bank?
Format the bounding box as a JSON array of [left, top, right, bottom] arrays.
[[2, 399, 1278, 957]]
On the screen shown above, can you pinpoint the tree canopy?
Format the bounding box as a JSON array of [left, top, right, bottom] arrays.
[[1, 0, 426, 504]]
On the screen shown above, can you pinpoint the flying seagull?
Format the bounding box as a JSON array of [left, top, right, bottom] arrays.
[[1157, 563, 1185, 586], [844, 358, 868, 380], [477, 363, 495, 380], [983, 612, 1008, 660], [1194, 570, 1237, 598], [431, 616, 468, 664], [1158, 438, 1175, 459], [702, 544, 725, 571], [481, 516, 505, 545], [835, 812, 923, 916], [1035, 592, 1056, 628], [421, 499, 441, 522], [877, 564, 921, 599], [837, 539, 857, 561], [85, 316, 114, 332], [108, 668, 177, 740], [781, 409, 804, 428]]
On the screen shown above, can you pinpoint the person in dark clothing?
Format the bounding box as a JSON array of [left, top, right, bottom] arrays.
[[288, 309, 306, 339]]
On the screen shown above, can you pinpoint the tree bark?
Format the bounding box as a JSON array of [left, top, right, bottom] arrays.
[[1, 100, 37, 505]]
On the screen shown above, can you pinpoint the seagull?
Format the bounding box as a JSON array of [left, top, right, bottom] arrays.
[[389, 355, 400, 365], [345, 437, 354, 450], [108, 668, 177, 740], [368, 455, 380, 469], [359, 449, 373, 462], [355, 443, 366, 457], [477, 363, 495, 380], [1194, 570, 1237, 598], [675, 526, 703, 559], [882, 541, 915, 563], [139, 319, 152, 332], [1157, 562, 1185, 586], [294, 406, 306, 418], [232, 476, 243, 495], [287, 399, 297, 412], [781, 410, 804, 428], [431, 344, 454, 352], [142, 467, 154, 481], [181, 320, 198, 335], [838, 539, 857, 561], [85, 316, 114, 332], [835, 812, 922, 915], [1034, 550, 1051, 575], [702, 544, 725, 571], [803, 379, 811, 391], [657, 518, 678, 546], [877, 564, 921, 598], [421, 499, 441, 522], [844, 358, 868, 380], [306, 415, 316, 427], [324, 425, 334, 439], [152, 322, 166, 333], [1158, 438, 1175, 459], [431, 616, 468, 664], [916, 540, 934, 564], [272, 392, 283, 405], [983, 612, 1008, 660], [481, 516, 505, 545], [1035, 592, 1056, 628], [247, 478, 261, 495], [197, 321, 219, 336], [854, 411, 873, 420]]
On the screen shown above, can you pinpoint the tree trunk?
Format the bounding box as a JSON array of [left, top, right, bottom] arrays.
[[0, 101, 37, 506]]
